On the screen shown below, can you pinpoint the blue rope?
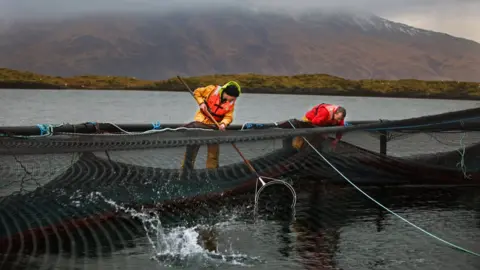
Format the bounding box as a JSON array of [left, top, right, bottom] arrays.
[[36, 124, 50, 136], [151, 121, 161, 130], [243, 123, 264, 129]]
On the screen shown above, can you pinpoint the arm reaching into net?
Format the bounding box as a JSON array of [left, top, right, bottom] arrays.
[[331, 118, 345, 149]]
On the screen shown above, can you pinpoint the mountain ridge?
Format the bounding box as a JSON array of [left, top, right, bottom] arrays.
[[0, 9, 479, 82], [2, 67, 479, 101]]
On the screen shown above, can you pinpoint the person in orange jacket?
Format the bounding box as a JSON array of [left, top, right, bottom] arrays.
[[293, 103, 347, 150], [181, 81, 241, 172]]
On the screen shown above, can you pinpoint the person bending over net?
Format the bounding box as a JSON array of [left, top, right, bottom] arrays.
[[292, 103, 347, 150], [180, 81, 241, 174]]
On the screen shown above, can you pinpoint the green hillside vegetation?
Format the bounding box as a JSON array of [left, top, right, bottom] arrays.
[[1, 68, 479, 100]]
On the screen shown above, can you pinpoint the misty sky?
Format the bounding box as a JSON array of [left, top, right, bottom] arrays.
[[1, 0, 479, 42]]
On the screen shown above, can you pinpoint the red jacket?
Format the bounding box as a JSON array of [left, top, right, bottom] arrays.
[[304, 103, 345, 140]]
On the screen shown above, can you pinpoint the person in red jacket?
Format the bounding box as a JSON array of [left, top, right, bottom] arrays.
[[293, 103, 347, 150]]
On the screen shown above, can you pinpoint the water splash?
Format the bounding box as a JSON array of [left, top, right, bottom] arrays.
[[85, 192, 264, 267]]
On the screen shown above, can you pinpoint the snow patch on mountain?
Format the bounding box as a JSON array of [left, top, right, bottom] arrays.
[[347, 14, 432, 36], [296, 9, 435, 37]]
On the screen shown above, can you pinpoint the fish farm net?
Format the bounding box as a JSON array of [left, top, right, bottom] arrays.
[[0, 107, 480, 259]]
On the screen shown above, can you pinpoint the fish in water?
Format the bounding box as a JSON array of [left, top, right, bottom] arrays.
[[195, 225, 218, 253]]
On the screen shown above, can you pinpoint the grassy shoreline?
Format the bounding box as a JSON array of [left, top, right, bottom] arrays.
[[1, 68, 479, 100]]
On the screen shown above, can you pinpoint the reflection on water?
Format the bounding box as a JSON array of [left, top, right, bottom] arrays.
[[1, 181, 479, 270]]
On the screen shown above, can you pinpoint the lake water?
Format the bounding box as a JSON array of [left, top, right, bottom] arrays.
[[0, 89, 479, 270]]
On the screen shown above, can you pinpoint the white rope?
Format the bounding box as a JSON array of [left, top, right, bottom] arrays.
[[59, 121, 265, 136], [55, 124, 219, 137], [286, 120, 480, 257], [240, 122, 248, 130], [8, 120, 279, 138]]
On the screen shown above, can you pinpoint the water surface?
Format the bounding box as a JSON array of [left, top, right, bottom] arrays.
[[0, 89, 479, 270]]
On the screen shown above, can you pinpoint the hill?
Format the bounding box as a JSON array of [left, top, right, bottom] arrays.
[[0, 8, 479, 81], [1, 68, 479, 100]]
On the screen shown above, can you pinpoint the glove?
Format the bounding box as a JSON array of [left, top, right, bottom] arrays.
[[331, 139, 339, 151]]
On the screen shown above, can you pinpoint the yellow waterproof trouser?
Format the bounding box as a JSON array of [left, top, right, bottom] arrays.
[[181, 144, 220, 170], [292, 136, 305, 150], [291, 116, 311, 150]]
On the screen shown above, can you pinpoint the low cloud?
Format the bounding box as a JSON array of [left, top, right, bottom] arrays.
[[1, 0, 478, 42]]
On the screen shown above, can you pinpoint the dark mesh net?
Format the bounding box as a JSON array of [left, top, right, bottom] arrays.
[[1, 107, 480, 257]]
